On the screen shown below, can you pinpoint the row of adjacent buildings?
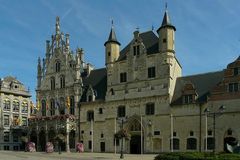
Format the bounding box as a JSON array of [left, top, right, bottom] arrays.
[[1, 8, 239, 153]]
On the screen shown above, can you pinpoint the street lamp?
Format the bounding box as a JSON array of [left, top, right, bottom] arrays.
[[117, 117, 127, 159], [204, 105, 226, 153], [56, 119, 65, 154]]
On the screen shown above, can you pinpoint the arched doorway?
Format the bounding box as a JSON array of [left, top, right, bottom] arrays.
[[224, 137, 237, 152], [39, 130, 46, 151], [224, 129, 237, 152], [130, 135, 141, 154], [127, 116, 144, 154]]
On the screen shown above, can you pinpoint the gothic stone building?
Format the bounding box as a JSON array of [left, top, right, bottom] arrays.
[[30, 9, 240, 153], [0, 76, 32, 151]]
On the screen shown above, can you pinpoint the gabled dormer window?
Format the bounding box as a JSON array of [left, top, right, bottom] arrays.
[[184, 95, 193, 104], [133, 45, 140, 56]]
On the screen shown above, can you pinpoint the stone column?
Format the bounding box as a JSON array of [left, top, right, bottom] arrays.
[[66, 118, 70, 152], [66, 131, 70, 152]]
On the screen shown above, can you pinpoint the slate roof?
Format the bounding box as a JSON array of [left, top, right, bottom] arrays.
[[104, 27, 121, 46], [118, 31, 159, 61], [171, 71, 224, 105], [82, 68, 107, 101], [157, 10, 176, 32]]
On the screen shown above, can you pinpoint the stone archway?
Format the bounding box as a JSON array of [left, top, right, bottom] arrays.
[[126, 115, 144, 154]]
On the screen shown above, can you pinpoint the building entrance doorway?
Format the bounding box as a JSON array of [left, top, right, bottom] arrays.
[[224, 137, 237, 152], [130, 135, 141, 154], [100, 142, 105, 152]]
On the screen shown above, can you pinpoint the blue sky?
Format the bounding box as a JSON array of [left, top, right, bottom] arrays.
[[0, 0, 240, 101]]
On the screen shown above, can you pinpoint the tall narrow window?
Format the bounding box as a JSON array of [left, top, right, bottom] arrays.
[[50, 99, 55, 116], [50, 77, 55, 90], [170, 138, 180, 150], [133, 45, 140, 56], [3, 99, 10, 111], [4, 132, 9, 142], [70, 96, 75, 115], [4, 115, 9, 126], [187, 138, 197, 150], [145, 103, 155, 115], [21, 101, 28, 113], [120, 72, 127, 83], [117, 106, 126, 117], [13, 100, 20, 112], [56, 61, 61, 72], [60, 75, 65, 88], [148, 67, 156, 78], [87, 111, 94, 121], [41, 100, 46, 116]]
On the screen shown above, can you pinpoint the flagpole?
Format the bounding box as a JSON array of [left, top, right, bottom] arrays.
[[114, 117, 116, 154], [205, 114, 208, 152], [141, 115, 143, 155], [171, 114, 173, 152], [91, 119, 93, 153]]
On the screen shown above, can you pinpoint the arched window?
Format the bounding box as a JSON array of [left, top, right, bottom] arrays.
[[87, 110, 94, 121], [3, 98, 10, 111], [187, 138, 197, 150], [41, 100, 46, 116], [170, 138, 180, 150], [50, 99, 55, 116], [21, 101, 28, 113], [50, 77, 55, 90], [56, 61, 61, 72], [60, 75, 65, 89], [59, 97, 65, 115], [13, 100, 20, 112], [70, 96, 74, 115]]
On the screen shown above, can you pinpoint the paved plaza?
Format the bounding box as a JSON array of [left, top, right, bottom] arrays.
[[0, 151, 156, 160]]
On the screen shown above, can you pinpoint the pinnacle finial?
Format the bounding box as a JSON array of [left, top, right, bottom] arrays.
[[110, 18, 114, 28], [56, 16, 60, 34], [165, 2, 168, 11]]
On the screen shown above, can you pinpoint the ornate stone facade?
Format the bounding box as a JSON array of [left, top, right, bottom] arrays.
[[0, 76, 31, 150], [31, 9, 240, 154]]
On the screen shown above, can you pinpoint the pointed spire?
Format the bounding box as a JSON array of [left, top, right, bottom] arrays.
[[157, 5, 176, 32], [56, 16, 60, 35], [104, 20, 121, 46]]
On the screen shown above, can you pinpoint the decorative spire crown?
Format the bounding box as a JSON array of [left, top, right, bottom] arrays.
[[56, 16, 60, 34], [157, 4, 176, 32], [104, 20, 121, 46]]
